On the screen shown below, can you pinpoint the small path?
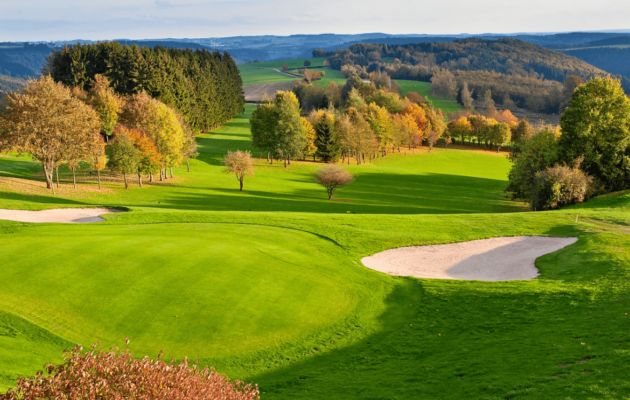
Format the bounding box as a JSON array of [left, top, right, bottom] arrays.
[[361, 236, 578, 281], [0, 208, 125, 223]]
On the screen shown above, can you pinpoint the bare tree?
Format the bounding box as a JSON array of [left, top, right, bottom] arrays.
[[222, 150, 254, 191], [313, 165, 354, 200]]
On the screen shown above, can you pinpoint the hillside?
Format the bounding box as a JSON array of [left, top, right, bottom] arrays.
[[324, 38, 617, 114], [0, 74, 26, 93]]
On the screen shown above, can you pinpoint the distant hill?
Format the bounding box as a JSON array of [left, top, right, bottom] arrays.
[[0, 43, 52, 78], [562, 47, 630, 79], [0, 73, 27, 93], [324, 38, 618, 115]]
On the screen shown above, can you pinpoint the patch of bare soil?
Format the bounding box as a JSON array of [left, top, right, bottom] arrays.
[[243, 82, 295, 102]]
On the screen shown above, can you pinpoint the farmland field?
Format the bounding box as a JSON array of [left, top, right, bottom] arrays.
[[1, 104, 630, 399]]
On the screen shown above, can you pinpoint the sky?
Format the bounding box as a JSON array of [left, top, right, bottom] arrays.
[[1, 0, 629, 41]]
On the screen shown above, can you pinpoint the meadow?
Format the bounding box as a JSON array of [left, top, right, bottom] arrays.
[[396, 80, 465, 115], [1, 103, 629, 399]]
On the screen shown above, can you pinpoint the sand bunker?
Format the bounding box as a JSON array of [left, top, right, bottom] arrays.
[[361, 236, 578, 281], [0, 208, 124, 223]]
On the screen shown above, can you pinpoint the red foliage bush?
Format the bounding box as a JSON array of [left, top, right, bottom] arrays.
[[1, 341, 259, 400]]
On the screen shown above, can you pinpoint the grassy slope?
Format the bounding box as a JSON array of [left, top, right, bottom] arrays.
[[246, 58, 328, 69], [1, 106, 630, 398], [238, 66, 297, 85], [396, 80, 465, 115], [0, 106, 524, 215]]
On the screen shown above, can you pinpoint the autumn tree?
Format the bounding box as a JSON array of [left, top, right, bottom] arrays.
[[448, 117, 473, 145], [222, 150, 254, 191], [558, 77, 630, 192], [301, 117, 317, 159], [405, 91, 425, 105], [282, 63, 289, 71], [128, 128, 161, 186], [364, 103, 395, 152], [345, 107, 375, 164], [481, 89, 496, 113], [0, 76, 102, 194], [490, 122, 512, 152], [313, 165, 354, 200], [107, 130, 139, 189], [460, 82, 474, 110], [511, 119, 535, 159], [89, 74, 120, 142]]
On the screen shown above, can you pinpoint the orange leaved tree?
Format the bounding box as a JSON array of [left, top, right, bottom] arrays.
[[0, 342, 259, 400]]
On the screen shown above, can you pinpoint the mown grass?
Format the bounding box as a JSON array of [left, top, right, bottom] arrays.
[[1, 102, 630, 399]]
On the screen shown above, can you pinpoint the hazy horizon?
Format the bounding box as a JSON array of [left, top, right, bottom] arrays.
[[1, 0, 630, 42]]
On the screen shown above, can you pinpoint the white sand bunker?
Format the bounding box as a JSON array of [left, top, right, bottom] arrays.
[[0, 208, 124, 223], [361, 236, 578, 281]]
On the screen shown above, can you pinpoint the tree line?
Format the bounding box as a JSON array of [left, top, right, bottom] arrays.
[[507, 77, 630, 210], [47, 42, 244, 133], [250, 74, 451, 167], [0, 75, 197, 193]]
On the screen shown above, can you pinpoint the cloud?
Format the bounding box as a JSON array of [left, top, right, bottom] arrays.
[[0, 0, 628, 41]]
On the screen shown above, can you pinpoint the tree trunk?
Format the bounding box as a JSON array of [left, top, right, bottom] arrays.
[[43, 164, 52, 189], [288, 157, 291, 165], [313, 154, 316, 162], [72, 167, 76, 189], [186, 159, 190, 172], [497, 146, 501, 153], [267, 151, 270, 162], [56, 167, 60, 188], [284, 159, 287, 168], [170, 166, 173, 178], [97, 170, 101, 189], [159, 169, 163, 181], [239, 178, 244, 191], [149, 171, 153, 182], [138, 173, 142, 187], [123, 173, 128, 189]]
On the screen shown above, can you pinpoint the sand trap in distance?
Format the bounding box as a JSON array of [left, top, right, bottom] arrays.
[[361, 236, 578, 281], [0, 208, 125, 223]]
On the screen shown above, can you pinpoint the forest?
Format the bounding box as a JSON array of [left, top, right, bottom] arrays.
[[320, 39, 621, 114], [49, 42, 244, 132]]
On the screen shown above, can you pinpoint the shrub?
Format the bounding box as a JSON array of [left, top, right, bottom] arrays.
[[304, 60, 311, 67], [313, 165, 354, 200], [507, 130, 559, 200], [0, 342, 259, 400], [531, 158, 595, 210]]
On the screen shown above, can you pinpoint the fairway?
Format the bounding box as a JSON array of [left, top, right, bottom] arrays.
[[2, 94, 630, 399], [0, 106, 525, 214]]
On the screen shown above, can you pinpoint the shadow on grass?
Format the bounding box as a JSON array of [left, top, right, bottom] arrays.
[[146, 171, 524, 214], [246, 225, 621, 399], [0, 190, 88, 207]]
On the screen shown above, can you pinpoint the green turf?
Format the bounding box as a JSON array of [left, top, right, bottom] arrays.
[[1, 101, 630, 399], [396, 80, 465, 115]]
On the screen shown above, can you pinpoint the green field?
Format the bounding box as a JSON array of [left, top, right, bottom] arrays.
[[239, 66, 296, 85], [245, 58, 328, 69], [1, 103, 630, 398], [396, 80, 465, 115]]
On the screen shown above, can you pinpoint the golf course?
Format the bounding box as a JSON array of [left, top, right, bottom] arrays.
[[1, 64, 630, 399]]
